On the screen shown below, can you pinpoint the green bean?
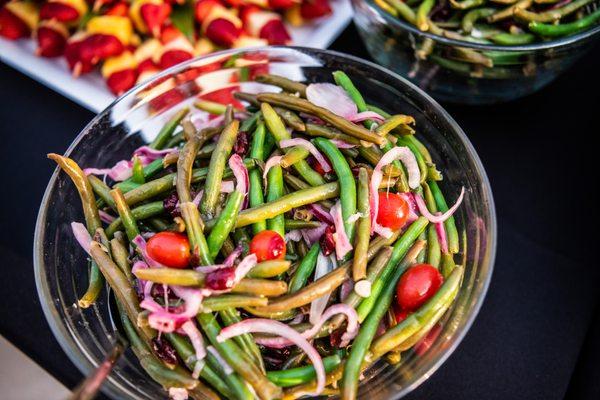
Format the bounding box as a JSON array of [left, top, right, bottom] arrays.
[[489, 32, 536, 45], [134, 267, 205, 286], [441, 252, 457, 278], [395, 136, 428, 183], [177, 134, 204, 204], [181, 202, 211, 266], [219, 308, 266, 374], [131, 156, 145, 184], [462, 7, 496, 32], [304, 123, 362, 146], [165, 333, 234, 399], [280, 146, 311, 168], [110, 235, 133, 283], [256, 74, 307, 96], [204, 350, 254, 400], [248, 260, 292, 278], [332, 70, 378, 130], [117, 303, 201, 391], [217, 182, 339, 229], [353, 168, 371, 281], [257, 93, 385, 146], [417, 0, 437, 30], [195, 99, 235, 115], [376, 115, 415, 136], [487, 0, 531, 22], [105, 201, 164, 238], [90, 242, 153, 340], [341, 240, 426, 400], [284, 219, 321, 230], [261, 102, 325, 187], [267, 354, 342, 387], [514, 0, 593, 21], [314, 138, 357, 241], [357, 217, 429, 321], [428, 180, 460, 254], [207, 190, 244, 259], [257, 233, 396, 313], [273, 106, 306, 131], [427, 225, 442, 268], [528, 8, 600, 36], [232, 279, 288, 297], [370, 265, 463, 358], [110, 188, 140, 241], [197, 295, 268, 311], [149, 107, 189, 149], [234, 91, 260, 107], [449, 0, 484, 9], [165, 132, 185, 149], [358, 146, 404, 177], [248, 122, 267, 234], [122, 159, 256, 207], [288, 243, 320, 293], [89, 175, 116, 209], [387, 0, 417, 23], [197, 313, 282, 400], [200, 121, 239, 218], [266, 162, 286, 237]]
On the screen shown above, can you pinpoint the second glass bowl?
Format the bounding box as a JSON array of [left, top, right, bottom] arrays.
[[352, 0, 600, 104]]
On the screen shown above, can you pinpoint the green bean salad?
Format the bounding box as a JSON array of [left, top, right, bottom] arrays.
[[50, 71, 466, 400]]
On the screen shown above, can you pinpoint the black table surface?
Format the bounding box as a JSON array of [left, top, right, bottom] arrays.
[[1, 23, 599, 400]]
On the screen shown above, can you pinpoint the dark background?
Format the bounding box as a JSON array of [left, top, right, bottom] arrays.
[[1, 23, 599, 400]]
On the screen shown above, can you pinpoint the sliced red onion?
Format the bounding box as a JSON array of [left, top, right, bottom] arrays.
[[307, 204, 333, 224], [133, 235, 167, 268], [133, 145, 178, 162], [349, 111, 385, 123], [346, 212, 366, 224], [330, 139, 356, 149], [232, 253, 257, 284], [285, 230, 303, 242], [263, 155, 282, 186], [399, 192, 419, 224], [228, 154, 249, 208], [192, 359, 205, 379], [84, 159, 136, 182], [435, 217, 449, 254], [370, 147, 420, 237], [223, 245, 243, 267], [98, 210, 116, 224], [354, 280, 372, 298], [190, 181, 233, 208], [306, 83, 357, 120], [148, 312, 180, 333], [414, 187, 465, 224], [195, 264, 226, 274], [206, 346, 233, 375], [71, 222, 91, 255], [217, 319, 326, 396], [300, 223, 328, 246], [168, 387, 188, 400], [309, 252, 334, 324], [330, 201, 353, 261], [256, 303, 359, 349], [171, 286, 204, 319], [180, 320, 206, 364], [279, 138, 331, 173]]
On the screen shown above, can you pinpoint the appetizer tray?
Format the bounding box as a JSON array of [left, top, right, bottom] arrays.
[[0, 0, 352, 113]]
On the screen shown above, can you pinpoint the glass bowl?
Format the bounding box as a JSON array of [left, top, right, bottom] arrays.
[[34, 46, 496, 400], [352, 0, 600, 104]]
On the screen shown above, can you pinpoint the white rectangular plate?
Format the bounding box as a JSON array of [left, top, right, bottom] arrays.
[[0, 1, 352, 113]]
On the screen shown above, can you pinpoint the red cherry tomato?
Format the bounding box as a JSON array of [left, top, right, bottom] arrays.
[[396, 264, 443, 311], [147, 232, 191, 268], [377, 192, 410, 231], [249, 230, 286, 262]]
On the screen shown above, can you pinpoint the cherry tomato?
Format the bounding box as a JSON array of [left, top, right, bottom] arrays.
[[377, 192, 409, 231], [147, 232, 191, 268], [249, 230, 286, 262], [396, 263, 443, 311]]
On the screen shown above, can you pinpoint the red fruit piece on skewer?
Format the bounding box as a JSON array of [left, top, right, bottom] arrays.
[[241, 5, 291, 45], [36, 20, 68, 57]]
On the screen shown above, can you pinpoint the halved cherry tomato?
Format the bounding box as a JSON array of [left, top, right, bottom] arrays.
[[146, 232, 191, 268], [396, 263, 443, 311], [377, 192, 409, 231], [249, 230, 286, 262]]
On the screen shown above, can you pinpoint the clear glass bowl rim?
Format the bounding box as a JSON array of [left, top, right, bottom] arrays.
[[359, 0, 600, 52], [33, 46, 497, 400]]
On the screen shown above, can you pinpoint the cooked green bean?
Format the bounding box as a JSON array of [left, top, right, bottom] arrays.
[[105, 201, 163, 237], [249, 121, 267, 234], [248, 259, 292, 278], [429, 180, 460, 253], [529, 8, 600, 36], [288, 243, 320, 293], [149, 107, 189, 150], [256, 74, 307, 96], [219, 308, 265, 374], [353, 168, 371, 281], [201, 121, 239, 218], [266, 161, 286, 237], [267, 354, 341, 387], [207, 191, 244, 259]]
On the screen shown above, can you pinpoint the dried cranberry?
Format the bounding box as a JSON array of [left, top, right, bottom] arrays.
[[261, 346, 292, 369], [163, 192, 181, 217], [152, 337, 179, 365], [319, 225, 336, 256], [233, 131, 249, 156], [205, 266, 236, 290], [329, 329, 344, 348]]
